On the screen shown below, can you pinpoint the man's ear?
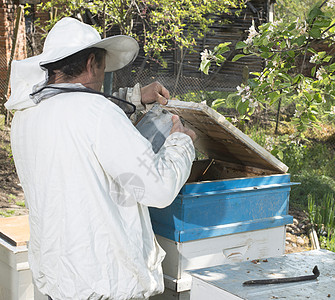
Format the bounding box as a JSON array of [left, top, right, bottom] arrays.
[[86, 53, 97, 76]]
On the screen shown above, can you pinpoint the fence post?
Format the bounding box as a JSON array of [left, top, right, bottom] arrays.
[[172, 47, 186, 98]]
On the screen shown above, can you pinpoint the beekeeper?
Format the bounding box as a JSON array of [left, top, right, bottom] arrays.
[[5, 17, 195, 300]]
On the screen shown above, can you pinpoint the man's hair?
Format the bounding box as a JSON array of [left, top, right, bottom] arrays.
[[42, 47, 107, 80]]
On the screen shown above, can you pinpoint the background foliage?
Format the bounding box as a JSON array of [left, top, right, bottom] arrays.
[[199, 0, 335, 251], [32, 0, 244, 66]]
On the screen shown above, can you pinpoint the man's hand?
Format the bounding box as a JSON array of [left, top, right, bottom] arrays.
[[170, 115, 196, 142], [141, 81, 169, 106]]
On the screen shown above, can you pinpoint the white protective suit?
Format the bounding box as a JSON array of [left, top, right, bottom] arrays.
[[6, 81, 195, 299]]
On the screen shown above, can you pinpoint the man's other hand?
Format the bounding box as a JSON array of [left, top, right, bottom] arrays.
[[170, 115, 196, 142], [141, 81, 169, 106]]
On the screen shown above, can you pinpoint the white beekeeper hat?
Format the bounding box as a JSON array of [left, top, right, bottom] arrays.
[[39, 17, 139, 72], [5, 17, 139, 110]]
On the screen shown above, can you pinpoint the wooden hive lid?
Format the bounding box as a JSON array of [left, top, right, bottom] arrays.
[[164, 100, 288, 173], [0, 215, 30, 246]]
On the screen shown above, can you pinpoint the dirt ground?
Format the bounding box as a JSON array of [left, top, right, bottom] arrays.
[[0, 122, 28, 217], [0, 120, 313, 253]]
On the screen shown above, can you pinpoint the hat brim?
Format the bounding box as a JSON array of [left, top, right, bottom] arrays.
[[40, 35, 139, 72], [95, 36, 139, 72]]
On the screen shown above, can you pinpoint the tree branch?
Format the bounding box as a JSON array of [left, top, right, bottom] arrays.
[[321, 23, 335, 36], [319, 0, 329, 9]]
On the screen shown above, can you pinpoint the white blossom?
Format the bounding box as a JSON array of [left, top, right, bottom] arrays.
[[295, 19, 307, 35], [244, 22, 259, 45], [231, 117, 238, 124], [331, 106, 335, 114], [300, 21, 307, 34], [241, 91, 251, 103], [316, 67, 326, 81], [248, 98, 258, 108], [236, 85, 250, 96], [268, 68, 275, 75], [236, 85, 244, 95], [241, 94, 248, 102], [273, 19, 282, 26], [237, 85, 255, 106], [309, 54, 318, 64], [272, 60, 279, 67], [200, 49, 210, 60], [327, 0, 335, 8], [268, 19, 282, 32], [294, 109, 302, 118]]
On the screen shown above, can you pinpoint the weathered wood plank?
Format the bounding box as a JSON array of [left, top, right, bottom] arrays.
[[164, 100, 288, 173], [0, 215, 29, 246]]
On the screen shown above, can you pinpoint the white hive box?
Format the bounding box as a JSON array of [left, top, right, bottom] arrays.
[[0, 215, 47, 300], [0, 215, 33, 300], [155, 226, 286, 293], [189, 250, 335, 300], [143, 101, 298, 300]]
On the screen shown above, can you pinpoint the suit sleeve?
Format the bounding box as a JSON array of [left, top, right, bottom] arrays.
[[95, 101, 195, 208]]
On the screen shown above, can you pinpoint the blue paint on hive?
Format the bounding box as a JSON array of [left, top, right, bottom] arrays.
[[149, 174, 298, 242]]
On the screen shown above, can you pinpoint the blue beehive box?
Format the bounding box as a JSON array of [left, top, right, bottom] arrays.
[[147, 101, 297, 243]]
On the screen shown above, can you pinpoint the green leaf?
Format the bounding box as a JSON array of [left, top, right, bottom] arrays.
[[287, 23, 296, 31], [307, 6, 322, 24], [310, 106, 319, 114], [260, 52, 272, 59], [288, 50, 295, 58], [313, 93, 323, 103], [301, 114, 309, 124], [261, 23, 271, 31], [277, 150, 284, 161], [279, 82, 292, 89], [329, 63, 335, 72], [212, 99, 225, 109], [262, 37, 270, 46], [278, 73, 292, 83], [227, 93, 238, 102], [236, 98, 249, 115], [242, 48, 251, 55], [216, 42, 231, 48], [297, 123, 308, 132], [268, 91, 280, 105], [259, 82, 270, 91], [249, 79, 259, 88], [308, 48, 318, 55], [260, 45, 270, 52], [308, 113, 318, 122], [323, 55, 332, 63], [232, 54, 245, 62], [311, 66, 316, 77], [304, 91, 313, 101], [280, 40, 286, 49], [309, 27, 321, 38], [314, 18, 331, 28], [318, 51, 327, 59], [235, 41, 247, 49], [214, 42, 231, 54], [293, 74, 303, 84], [294, 36, 306, 46], [199, 59, 210, 75], [271, 149, 283, 160], [271, 148, 278, 157]]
